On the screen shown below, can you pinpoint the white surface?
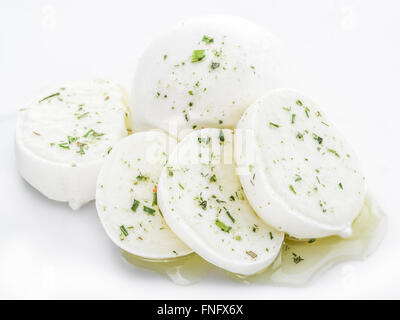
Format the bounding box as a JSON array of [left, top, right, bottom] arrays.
[[0, 0, 399, 299]]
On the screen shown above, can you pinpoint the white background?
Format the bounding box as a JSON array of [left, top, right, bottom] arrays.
[[1, 0, 399, 299]]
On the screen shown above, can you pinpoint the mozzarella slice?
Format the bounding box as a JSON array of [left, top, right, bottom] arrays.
[[96, 131, 192, 259], [131, 15, 287, 138], [15, 79, 129, 210], [158, 128, 284, 275], [235, 89, 366, 239]]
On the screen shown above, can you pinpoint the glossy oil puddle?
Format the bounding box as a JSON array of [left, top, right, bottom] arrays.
[[122, 195, 386, 286]]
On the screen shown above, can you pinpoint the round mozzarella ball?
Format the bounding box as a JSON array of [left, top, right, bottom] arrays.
[[131, 15, 288, 138]]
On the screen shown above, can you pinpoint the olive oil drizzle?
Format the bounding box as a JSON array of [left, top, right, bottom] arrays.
[[121, 196, 386, 286]]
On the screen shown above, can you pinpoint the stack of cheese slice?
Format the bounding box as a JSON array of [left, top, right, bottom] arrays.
[[15, 16, 366, 277]]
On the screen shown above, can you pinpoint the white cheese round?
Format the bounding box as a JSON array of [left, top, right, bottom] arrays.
[[96, 131, 192, 259], [158, 128, 284, 275], [235, 89, 366, 239], [131, 15, 287, 138], [15, 79, 129, 210]]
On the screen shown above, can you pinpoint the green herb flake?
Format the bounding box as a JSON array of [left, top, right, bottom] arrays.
[[78, 144, 85, 155], [120, 225, 129, 237], [289, 185, 296, 194], [202, 35, 214, 44], [223, 207, 235, 223], [152, 191, 158, 206], [339, 182, 343, 190], [191, 49, 206, 62], [313, 133, 323, 144], [143, 206, 156, 216], [269, 232, 274, 240], [58, 143, 70, 149], [178, 183, 184, 190], [296, 132, 304, 140], [38, 92, 60, 103], [131, 199, 140, 212], [83, 129, 94, 138], [136, 174, 149, 182], [219, 130, 225, 142], [215, 219, 231, 232], [269, 122, 280, 128], [291, 114, 296, 124], [67, 136, 78, 144], [210, 62, 220, 69], [293, 253, 304, 264], [209, 174, 217, 183], [77, 112, 90, 119], [246, 250, 258, 259], [327, 148, 340, 158], [167, 167, 174, 177], [296, 100, 303, 106]]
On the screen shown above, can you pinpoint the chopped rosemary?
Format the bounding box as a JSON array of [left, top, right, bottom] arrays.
[[215, 219, 231, 232], [327, 148, 340, 157], [58, 143, 70, 149], [292, 253, 304, 264], [38, 92, 60, 103], [167, 167, 174, 177], [77, 112, 90, 119], [191, 49, 205, 62], [219, 130, 225, 142], [120, 225, 129, 237], [131, 199, 140, 212], [296, 132, 304, 140], [223, 207, 235, 223], [246, 250, 258, 259], [67, 136, 78, 144], [152, 190, 157, 206], [202, 35, 214, 44], [136, 174, 149, 182], [313, 133, 323, 144], [143, 206, 156, 215], [210, 62, 220, 69], [78, 144, 85, 155]]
